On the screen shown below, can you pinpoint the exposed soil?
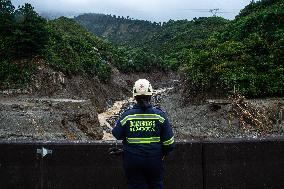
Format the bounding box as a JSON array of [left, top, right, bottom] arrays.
[[100, 80, 284, 140], [0, 65, 177, 141], [0, 98, 102, 141], [0, 65, 283, 141], [161, 89, 284, 140]]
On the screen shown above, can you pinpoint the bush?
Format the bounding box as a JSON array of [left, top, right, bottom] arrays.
[[0, 59, 36, 88], [0, 1, 47, 88]]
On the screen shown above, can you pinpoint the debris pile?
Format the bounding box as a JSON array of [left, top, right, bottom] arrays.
[[230, 94, 272, 134]]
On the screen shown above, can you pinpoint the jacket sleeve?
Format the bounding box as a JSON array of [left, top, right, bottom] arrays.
[[112, 113, 127, 140], [160, 115, 175, 156]]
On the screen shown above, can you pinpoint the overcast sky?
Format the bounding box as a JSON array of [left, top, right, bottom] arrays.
[[11, 0, 252, 22]]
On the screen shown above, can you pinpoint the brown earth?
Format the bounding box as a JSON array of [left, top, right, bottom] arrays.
[[0, 65, 176, 141], [101, 81, 284, 140], [0, 64, 283, 141], [160, 87, 284, 140], [0, 99, 102, 141]]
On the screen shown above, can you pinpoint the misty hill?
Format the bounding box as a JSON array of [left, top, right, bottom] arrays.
[[40, 11, 80, 20], [1, 0, 283, 99], [74, 13, 161, 46], [104, 0, 283, 99]]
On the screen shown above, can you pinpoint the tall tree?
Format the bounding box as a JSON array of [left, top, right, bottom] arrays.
[[0, 0, 15, 59], [12, 3, 48, 58]]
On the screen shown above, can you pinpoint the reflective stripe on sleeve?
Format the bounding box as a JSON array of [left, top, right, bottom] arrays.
[[126, 137, 161, 144], [163, 136, 174, 146], [120, 114, 165, 126]]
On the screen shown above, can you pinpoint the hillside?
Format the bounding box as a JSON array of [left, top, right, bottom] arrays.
[[0, 2, 128, 88], [72, 1, 283, 100], [46, 17, 114, 82], [142, 17, 229, 70], [0, 0, 283, 141], [181, 0, 284, 100], [74, 13, 161, 47], [74, 15, 229, 72], [0, 2, 48, 88]]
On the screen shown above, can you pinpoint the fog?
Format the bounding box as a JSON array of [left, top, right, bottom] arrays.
[[11, 0, 252, 22]]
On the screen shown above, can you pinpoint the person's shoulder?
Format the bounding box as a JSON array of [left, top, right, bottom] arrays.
[[120, 105, 136, 117], [152, 106, 167, 116]]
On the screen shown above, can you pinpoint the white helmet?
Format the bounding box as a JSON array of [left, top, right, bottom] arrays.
[[133, 79, 153, 97]]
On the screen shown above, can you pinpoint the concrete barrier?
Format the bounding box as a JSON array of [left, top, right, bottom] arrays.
[[203, 138, 284, 189], [164, 141, 203, 189], [0, 138, 283, 189]]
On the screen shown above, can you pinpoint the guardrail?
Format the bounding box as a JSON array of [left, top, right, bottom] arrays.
[[0, 138, 283, 189]]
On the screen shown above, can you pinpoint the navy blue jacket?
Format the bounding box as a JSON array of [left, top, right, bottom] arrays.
[[112, 104, 175, 157]]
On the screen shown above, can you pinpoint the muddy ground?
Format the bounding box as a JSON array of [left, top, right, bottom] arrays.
[[0, 65, 283, 141], [100, 86, 284, 140], [0, 98, 102, 141], [160, 89, 284, 139], [0, 65, 177, 141]]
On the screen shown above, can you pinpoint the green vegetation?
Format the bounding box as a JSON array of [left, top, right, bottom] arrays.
[[84, 16, 228, 72], [74, 0, 283, 98], [0, 0, 47, 88], [45, 17, 113, 82], [182, 0, 284, 98], [0, 0, 127, 88], [74, 13, 161, 47], [111, 47, 163, 72], [0, 2, 48, 59], [143, 17, 229, 70], [1, 0, 283, 98]]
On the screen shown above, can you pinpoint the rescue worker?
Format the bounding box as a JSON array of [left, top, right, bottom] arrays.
[[112, 79, 175, 189]]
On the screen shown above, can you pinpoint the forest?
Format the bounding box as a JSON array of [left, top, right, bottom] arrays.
[[75, 0, 284, 98], [0, 0, 283, 99], [0, 0, 131, 86]]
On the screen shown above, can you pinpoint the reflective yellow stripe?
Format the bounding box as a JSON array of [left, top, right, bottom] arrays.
[[163, 137, 174, 146], [120, 114, 165, 126], [126, 137, 161, 144]]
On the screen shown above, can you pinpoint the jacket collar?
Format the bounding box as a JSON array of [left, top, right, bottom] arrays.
[[133, 103, 152, 109]]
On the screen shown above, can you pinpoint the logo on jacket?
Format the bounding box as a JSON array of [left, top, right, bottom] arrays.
[[129, 120, 156, 132]]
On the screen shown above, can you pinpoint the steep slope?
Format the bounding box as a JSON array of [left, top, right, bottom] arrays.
[[46, 17, 124, 82]]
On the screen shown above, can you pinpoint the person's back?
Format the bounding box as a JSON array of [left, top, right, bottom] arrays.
[[112, 79, 175, 189]]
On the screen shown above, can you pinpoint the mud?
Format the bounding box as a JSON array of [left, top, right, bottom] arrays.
[[161, 91, 284, 139], [0, 65, 177, 141], [0, 98, 102, 141], [99, 83, 284, 140], [0, 64, 283, 141], [99, 99, 133, 140]]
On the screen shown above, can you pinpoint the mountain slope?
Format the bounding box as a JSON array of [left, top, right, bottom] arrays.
[[142, 17, 229, 69], [74, 13, 161, 47], [46, 17, 114, 82]]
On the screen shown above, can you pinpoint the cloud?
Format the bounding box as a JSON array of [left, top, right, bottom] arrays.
[[11, 0, 251, 21]]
